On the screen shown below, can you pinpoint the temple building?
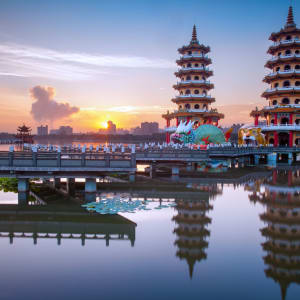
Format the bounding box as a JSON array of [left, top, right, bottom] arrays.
[[15, 124, 34, 144], [162, 26, 224, 143], [248, 170, 300, 300], [251, 6, 300, 146]]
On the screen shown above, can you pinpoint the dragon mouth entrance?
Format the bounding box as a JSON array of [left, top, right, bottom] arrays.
[[171, 134, 183, 144]]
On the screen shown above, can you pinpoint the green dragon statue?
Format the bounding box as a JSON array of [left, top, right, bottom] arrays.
[[171, 121, 230, 145]]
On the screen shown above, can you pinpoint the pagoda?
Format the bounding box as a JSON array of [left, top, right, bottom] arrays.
[[248, 170, 300, 300], [251, 6, 300, 146], [15, 124, 34, 144], [162, 25, 224, 143]]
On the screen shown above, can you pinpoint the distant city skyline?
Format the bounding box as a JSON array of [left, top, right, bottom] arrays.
[[0, 0, 297, 132]]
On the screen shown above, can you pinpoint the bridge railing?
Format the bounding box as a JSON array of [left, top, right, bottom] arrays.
[[0, 151, 136, 169]]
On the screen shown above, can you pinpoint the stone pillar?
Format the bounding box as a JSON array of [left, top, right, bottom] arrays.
[[274, 114, 278, 125], [53, 178, 61, 189], [171, 166, 179, 181], [18, 178, 29, 205], [288, 152, 293, 165], [66, 178, 76, 196], [289, 131, 293, 147], [166, 119, 170, 143], [150, 164, 156, 179], [254, 115, 258, 126], [274, 132, 278, 147], [129, 172, 135, 183], [254, 155, 260, 165], [85, 178, 96, 193], [267, 153, 277, 167]]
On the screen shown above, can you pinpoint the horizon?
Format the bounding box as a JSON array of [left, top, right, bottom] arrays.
[[0, 0, 297, 132]]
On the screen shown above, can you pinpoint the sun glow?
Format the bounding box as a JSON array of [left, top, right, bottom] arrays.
[[100, 121, 108, 129]]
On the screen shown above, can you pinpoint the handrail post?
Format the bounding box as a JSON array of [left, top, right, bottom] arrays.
[[8, 146, 14, 166], [57, 152, 61, 167]]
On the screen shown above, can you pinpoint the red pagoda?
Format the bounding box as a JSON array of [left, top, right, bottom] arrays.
[[251, 6, 300, 146], [15, 124, 34, 144], [162, 25, 224, 143]]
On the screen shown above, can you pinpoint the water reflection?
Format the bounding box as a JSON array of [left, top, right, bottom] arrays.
[[248, 169, 300, 300], [173, 183, 222, 278], [0, 204, 136, 247]]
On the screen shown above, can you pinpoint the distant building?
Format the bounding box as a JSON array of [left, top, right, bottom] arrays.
[[50, 126, 73, 135], [59, 126, 73, 135], [141, 122, 159, 135], [116, 128, 129, 135], [37, 125, 48, 136], [107, 121, 116, 134]]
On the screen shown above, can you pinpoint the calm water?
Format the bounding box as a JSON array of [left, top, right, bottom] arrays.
[[0, 170, 299, 300]]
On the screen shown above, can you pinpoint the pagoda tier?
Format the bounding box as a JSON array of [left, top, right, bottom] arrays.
[[173, 198, 213, 278], [248, 170, 300, 300], [162, 25, 224, 142], [250, 6, 300, 146]]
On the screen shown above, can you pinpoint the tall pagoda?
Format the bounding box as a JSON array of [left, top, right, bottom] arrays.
[[248, 170, 300, 300], [251, 6, 300, 146], [162, 26, 224, 143]]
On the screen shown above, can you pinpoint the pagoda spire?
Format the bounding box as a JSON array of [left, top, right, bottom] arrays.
[[191, 25, 198, 42], [286, 5, 296, 27]]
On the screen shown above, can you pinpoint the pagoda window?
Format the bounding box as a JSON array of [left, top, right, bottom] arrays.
[[281, 117, 289, 124], [186, 75, 191, 80], [269, 138, 274, 144], [278, 52, 282, 57], [286, 35, 292, 40], [283, 81, 290, 87], [187, 63, 192, 67], [282, 98, 290, 104], [180, 91, 183, 95], [194, 90, 199, 94], [295, 99, 300, 104], [295, 138, 300, 144], [276, 67, 280, 72], [285, 49, 291, 55], [271, 119, 275, 124], [194, 104, 200, 109], [194, 63, 199, 67], [284, 65, 291, 70], [296, 65, 300, 70], [202, 76, 206, 80], [296, 50, 300, 55], [194, 76, 199, 80], [203, 104, 208, 110], [203, 90, 207, 95], [179, 105, 182, 109], [185, 89, 191, 95], [274, 83, 279, 88], [296, 119, 300, 125], [188, 51, 192, 55], [185, 104, 190, 109], [296, 81, 300, 86], [272, 100, 277, 105]]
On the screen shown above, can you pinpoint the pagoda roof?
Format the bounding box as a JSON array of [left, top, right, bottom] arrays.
[[178, 25, 210, 54], [17, 124, 31, 132], [269, 6, 300, 41]]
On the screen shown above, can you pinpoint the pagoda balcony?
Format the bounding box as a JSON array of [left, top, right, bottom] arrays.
[[173, 80, 214, 90], [176, 55, 211, 66], [264, 69, 300, 83], [268, 38, 300, 54], [175, 67, 213, 77], [263, 104, 300, 110], [260, 124, 300, 131], [265, 54, 300, 68], [172, 94, 215, 103], [262, 86, 300, 97]]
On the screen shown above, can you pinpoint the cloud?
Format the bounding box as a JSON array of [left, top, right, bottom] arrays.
[[30, 85, 79, 122], [0, 43, 174, 81]]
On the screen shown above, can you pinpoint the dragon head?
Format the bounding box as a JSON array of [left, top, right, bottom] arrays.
[[171, 121, 195, 144]]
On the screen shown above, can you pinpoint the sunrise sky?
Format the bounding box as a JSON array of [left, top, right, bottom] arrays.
[[0, 0, 297, 133]]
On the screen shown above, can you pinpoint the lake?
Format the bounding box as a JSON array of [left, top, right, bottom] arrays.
[[0, 169, 299, 300]]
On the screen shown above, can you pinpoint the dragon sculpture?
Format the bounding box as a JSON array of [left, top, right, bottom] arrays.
[[171, 121, 230, 145]]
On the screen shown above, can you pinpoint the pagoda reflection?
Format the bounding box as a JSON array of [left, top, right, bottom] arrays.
[[248, 169, 300, 300], [173, 183, 222, 278]]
